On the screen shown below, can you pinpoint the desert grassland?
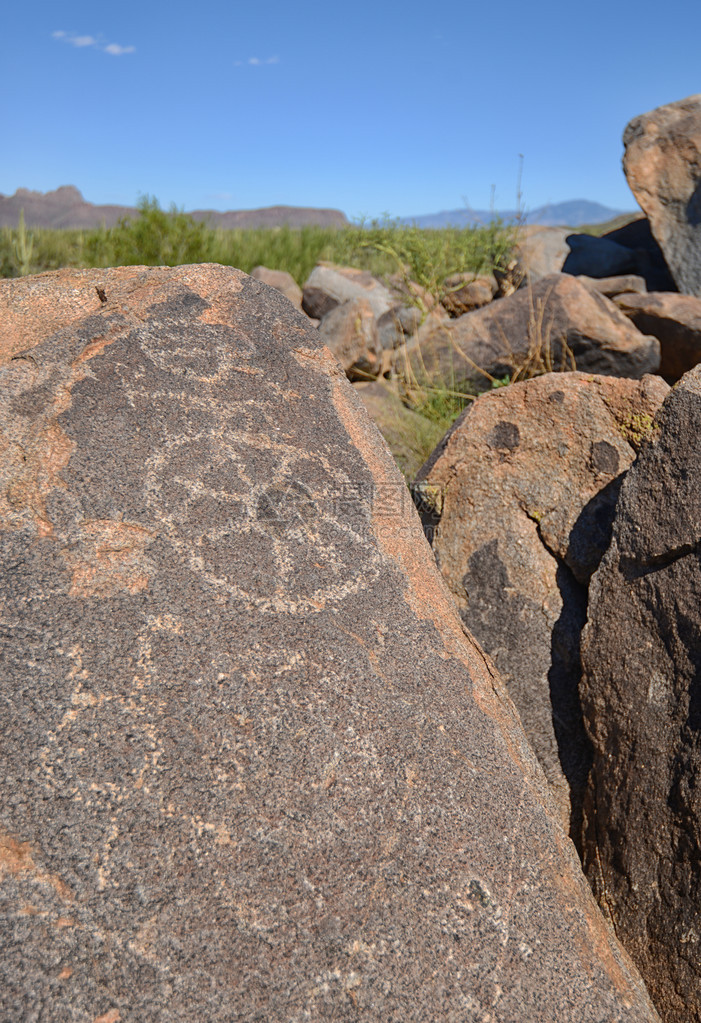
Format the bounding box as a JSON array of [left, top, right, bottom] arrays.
[[0, 196, 515, 287]]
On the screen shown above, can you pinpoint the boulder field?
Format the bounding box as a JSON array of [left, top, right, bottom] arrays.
[[0, 265, 659, 1021]]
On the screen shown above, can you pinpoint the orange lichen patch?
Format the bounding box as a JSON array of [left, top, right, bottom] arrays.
[[1, 421, 75, 536], [72, 329, 125, 368], [0, 834, 35, 878], [58, 967, 73, 980], [62, 520, 156, 598], [0, 270, 106, 361], [93, 1011, 121, 1023], [1, 315, 135, 537], [0, 832, 73, 901]]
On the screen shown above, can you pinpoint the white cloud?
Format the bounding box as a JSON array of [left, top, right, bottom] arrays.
[[233, 56, 279, 67], [105, 43, 136, 56], [52, 31, 135, 56]]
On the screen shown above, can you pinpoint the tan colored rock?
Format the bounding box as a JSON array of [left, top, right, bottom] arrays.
[[318, 296, 382, 380], [623, 95, 701, 296], [441, 273, 496, 317], [513, 225, 571, 280], [614, 290, 701, 381], [0, 264, 660, 1022], [385, 271, 437, 313], [302, 262, 393, 320], [579, 274, 647, 298], [406, 273, 660, 391], [250, 265, 303, 309], [414, 372, 669, 835]]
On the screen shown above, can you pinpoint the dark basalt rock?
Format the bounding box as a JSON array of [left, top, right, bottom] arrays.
[[581, 364, 701, 1022]]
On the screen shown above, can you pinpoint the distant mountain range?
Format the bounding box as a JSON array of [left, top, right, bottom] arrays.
[[400, 200, 633, 228], [0, 187, 632, 231], [0, 186, 349, 230]]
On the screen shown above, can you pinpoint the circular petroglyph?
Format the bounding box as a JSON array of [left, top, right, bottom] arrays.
[[144, 426, 382, 614]]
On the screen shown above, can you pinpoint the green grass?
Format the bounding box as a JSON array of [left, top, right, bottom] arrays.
[[0, 197, 516, 297]]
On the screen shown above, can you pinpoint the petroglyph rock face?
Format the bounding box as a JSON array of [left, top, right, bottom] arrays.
[[0, 266, 659, 1022]]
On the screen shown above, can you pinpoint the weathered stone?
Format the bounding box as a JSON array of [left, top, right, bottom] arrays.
[[318, 296, 382, 380], [441, 273, 496, 317], [302, 262, 393, 320], [0, 265, 660, 1022], [578, 274, 647, 298], [613, 290, 701, 381], [580, 364, 701, 1022], [623, 95, 701, 296], [376, 305, 422, 351], [413, 372, 669, 838], [250, 265, 303, 309], [405, 273, 660, 391], [562, 233, 641, 278], [513, 225, 572, 280]]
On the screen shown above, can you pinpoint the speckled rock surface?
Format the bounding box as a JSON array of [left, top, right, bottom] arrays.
[[413, 372, 669, 838], [0, 266, 660, 1022], [623, 95, 701, 296], [581, 364, 701, 1023]]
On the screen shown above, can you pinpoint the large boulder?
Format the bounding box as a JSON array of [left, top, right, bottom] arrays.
[[0, 265, 659, 1022], [250, 265, 303, 309], [405, 273, 660, 391], [613, 290, 701, 381], [302, 263, 394, 320], [580, 364, 701, 1022], [413, 372, 669, 837], [318, 296, 382, 380], [512, 225, 571, 281], [623, 95, 701, 296]]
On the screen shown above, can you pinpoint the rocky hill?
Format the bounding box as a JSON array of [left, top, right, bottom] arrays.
[[402, 199, 633, 229], [0, 186, 349, 230]]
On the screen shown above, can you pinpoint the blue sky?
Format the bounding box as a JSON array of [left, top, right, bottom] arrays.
[[4, 0, 700, 220]]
